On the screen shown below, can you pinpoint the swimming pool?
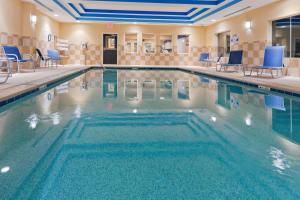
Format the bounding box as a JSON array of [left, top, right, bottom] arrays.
[[1, 69, 300, 199]]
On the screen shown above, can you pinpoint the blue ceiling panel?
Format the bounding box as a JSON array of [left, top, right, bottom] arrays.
[[52, 0, 244, 24], [79, 3, 198, 16], [83, 0, 226, 5]]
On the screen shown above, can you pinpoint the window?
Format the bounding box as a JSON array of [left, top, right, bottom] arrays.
[[142, 33, 156, 54], [272, 15, 300, 58], [217, 31, 231, 56], [125, 33, 138, 53], [177, 34, 190, 54], [160, 34, 172, 54], [272, 18, 291, 57], [292, 15, 300, 58]]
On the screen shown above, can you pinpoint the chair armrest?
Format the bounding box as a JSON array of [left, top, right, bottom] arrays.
[[4, 54, 19, 61]]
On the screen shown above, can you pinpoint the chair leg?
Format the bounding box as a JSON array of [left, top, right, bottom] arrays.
[[17, 62, 20, 73], [0, 71, 9, 84], [32, 61, 35, 72], [271, 70, 274, 78]]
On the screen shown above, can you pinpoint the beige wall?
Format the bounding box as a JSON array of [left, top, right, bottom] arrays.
[[0, 0, 59, 39], [21, 2, 59, 40], [0, 0, 22, 35], [205, 0, 300, 46], [59, 23, 205, 48]]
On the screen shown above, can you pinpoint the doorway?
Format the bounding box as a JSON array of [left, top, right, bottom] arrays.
[[103, 34, 118, 65], [217, 31, 231, 57]]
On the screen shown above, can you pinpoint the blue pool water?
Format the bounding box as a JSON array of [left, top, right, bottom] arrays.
[[1, 69, 300, 199]]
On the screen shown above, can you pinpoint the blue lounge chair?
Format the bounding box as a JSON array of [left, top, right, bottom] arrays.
[[47, 49, 61, 68], [199, 53, 209, 66], [216, 50, 243, 72], [249, 46, 285, 78], [2, 46, 35, 72]]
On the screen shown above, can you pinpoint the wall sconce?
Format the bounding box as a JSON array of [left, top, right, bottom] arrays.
[[245, 21, 252, 30], [30, 15, 37, 25]]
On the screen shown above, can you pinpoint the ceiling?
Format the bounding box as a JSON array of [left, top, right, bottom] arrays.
[[27, 0, 278, 25]]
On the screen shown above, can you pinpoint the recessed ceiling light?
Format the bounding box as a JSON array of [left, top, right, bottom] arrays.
[[211, 19, 217, 22], [54, 14, 59, 17]]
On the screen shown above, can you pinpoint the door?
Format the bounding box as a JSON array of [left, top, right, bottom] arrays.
[[103, 34, 118, 65], [217, 31, 231, 57]]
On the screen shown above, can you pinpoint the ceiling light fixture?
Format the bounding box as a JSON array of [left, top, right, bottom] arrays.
[[54, 14, 59, 17], [245, 21, 252, 30], [30, 15, 37, 25]]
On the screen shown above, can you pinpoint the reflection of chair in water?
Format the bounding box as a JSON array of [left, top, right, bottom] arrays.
[[216, 82, 231, 109], [264, 95, 286, 111], [228, 85, 244, 95], [268, 96, 300, 144], [103, 70, 118, 98], [200, 76, 210, 84]]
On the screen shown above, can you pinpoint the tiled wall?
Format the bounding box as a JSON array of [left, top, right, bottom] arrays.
[[1, 32, 300, 77], [68, 44, 101, 65], [65, 43, 204, 66], [118, 46, 203, 66], [0, 32, 56, 69]]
